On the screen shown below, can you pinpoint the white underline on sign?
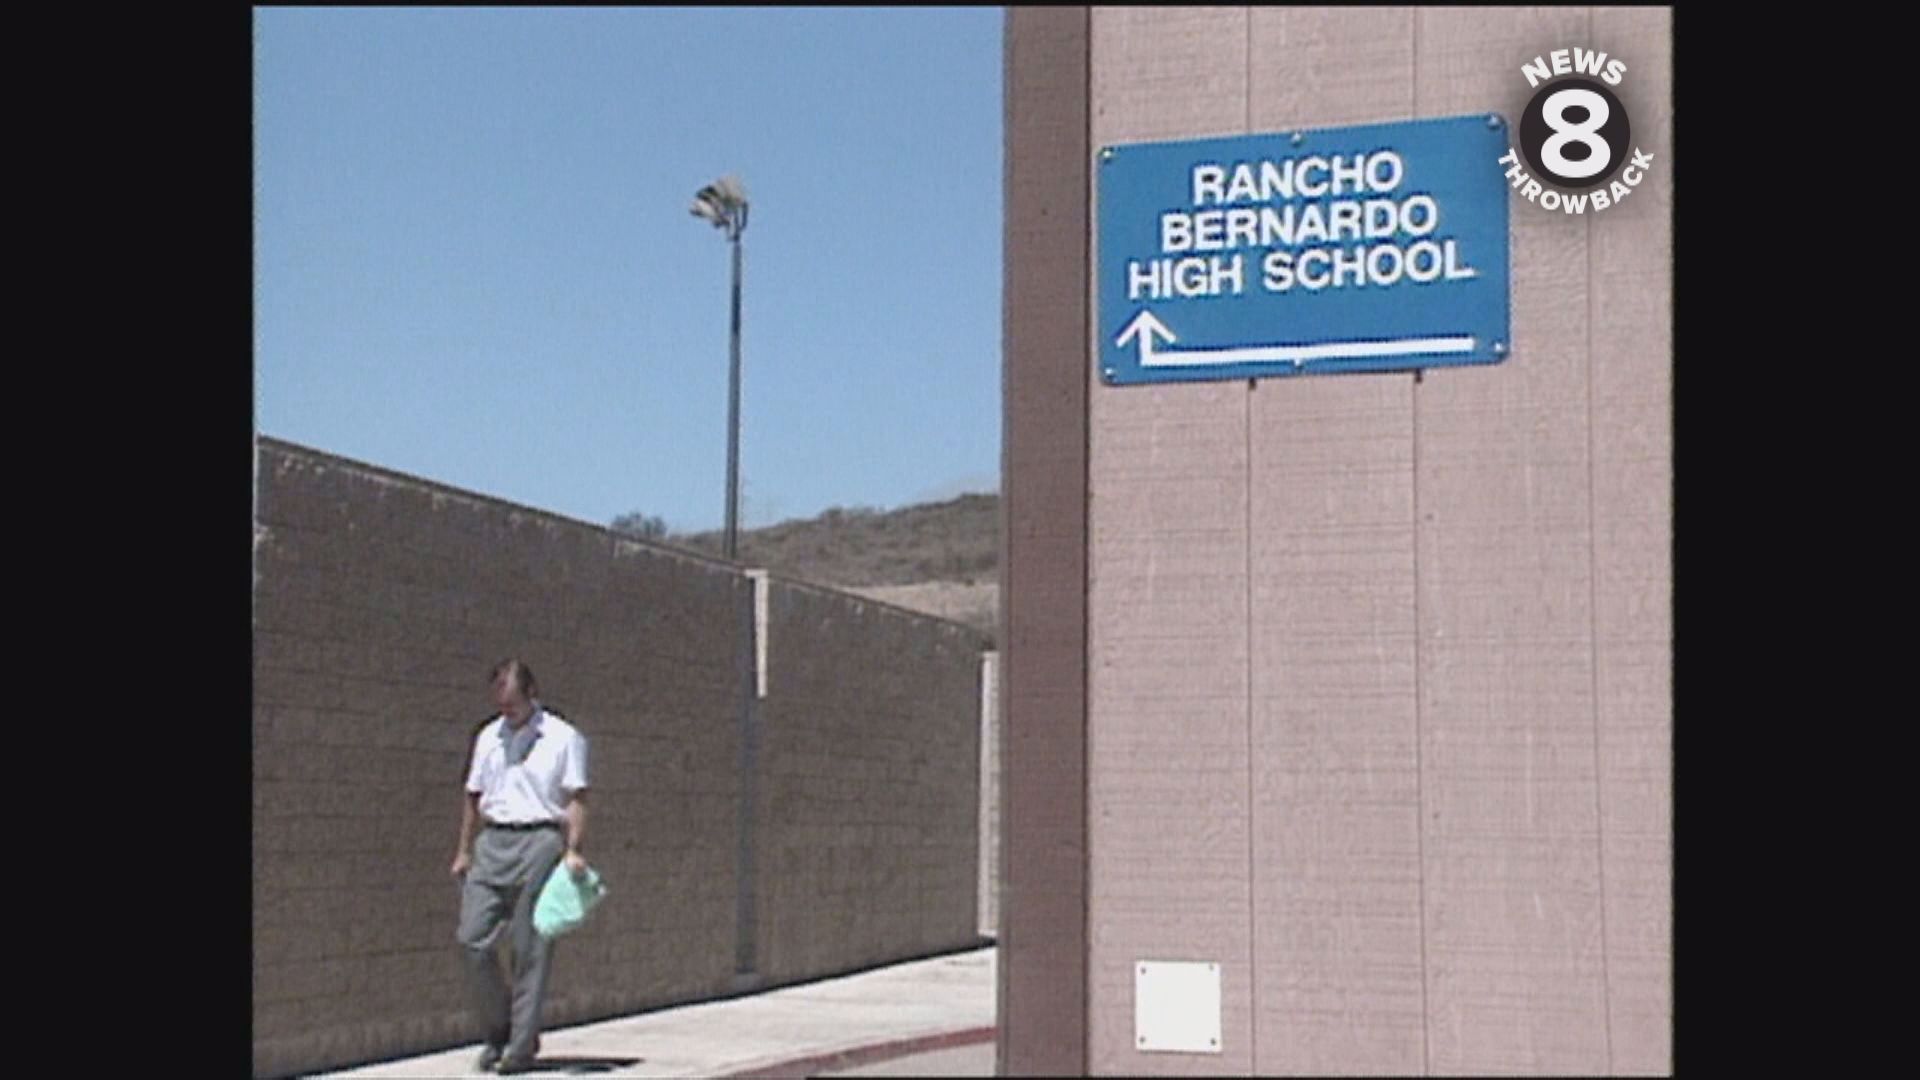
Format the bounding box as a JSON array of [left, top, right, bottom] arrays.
[[1139, 335, 1477, 367], [1113, 309, 1478, 369]]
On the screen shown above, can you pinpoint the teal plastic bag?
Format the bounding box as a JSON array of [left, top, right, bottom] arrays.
[[533, 861, 608, 939]]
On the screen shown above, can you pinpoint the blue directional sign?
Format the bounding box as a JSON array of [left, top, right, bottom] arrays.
[[1098, 114, 1511, 385]]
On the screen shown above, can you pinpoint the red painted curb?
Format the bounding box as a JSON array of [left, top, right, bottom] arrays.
[[720, 1025, 996, 1079]]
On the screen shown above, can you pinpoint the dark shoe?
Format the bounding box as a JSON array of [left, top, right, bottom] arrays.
[[474, 1043, 504, 1072], [494, 1036, 541, 1074]]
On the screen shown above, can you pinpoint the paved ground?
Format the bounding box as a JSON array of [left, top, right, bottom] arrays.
[[815, 1042, 993, 1077], [313, 946, 995, 1079]]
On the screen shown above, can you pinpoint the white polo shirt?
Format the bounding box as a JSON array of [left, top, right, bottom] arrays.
[[464, 707, 589, 825]]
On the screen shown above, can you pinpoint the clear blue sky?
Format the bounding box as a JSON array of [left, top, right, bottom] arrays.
[[254, 7, 1002, 533]]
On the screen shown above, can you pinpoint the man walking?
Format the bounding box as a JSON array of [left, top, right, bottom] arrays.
[[452, 659, 590, 1075]]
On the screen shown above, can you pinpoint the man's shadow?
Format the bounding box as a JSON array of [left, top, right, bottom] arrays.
[[511, 1055, 642, 1074]]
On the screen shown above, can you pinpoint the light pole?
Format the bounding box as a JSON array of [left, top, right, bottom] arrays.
[[691, 174, 749, 561]]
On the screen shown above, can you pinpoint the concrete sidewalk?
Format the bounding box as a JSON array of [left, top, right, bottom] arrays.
[[816, 1042, 994, 1077], [314, 946, 995, 1079]]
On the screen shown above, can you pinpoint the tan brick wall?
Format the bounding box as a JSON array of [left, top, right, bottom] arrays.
[[753, 582, 986, 984], [252, 438, 985, 1078]]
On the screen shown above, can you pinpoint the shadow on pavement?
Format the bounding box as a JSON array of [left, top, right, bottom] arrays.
[[514, 1056, 643, 1074]]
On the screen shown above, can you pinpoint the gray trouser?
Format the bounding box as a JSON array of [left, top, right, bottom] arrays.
[[457, 825, 566, 1061]]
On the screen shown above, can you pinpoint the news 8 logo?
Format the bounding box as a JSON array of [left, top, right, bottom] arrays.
[[1519, 78, 1631, 189], [1498, 49, 1655, 216]]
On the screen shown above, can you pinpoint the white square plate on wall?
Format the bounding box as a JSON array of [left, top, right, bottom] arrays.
[[1134, 960, 1221, 1053]]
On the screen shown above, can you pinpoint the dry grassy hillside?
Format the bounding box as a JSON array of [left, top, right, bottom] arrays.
[[633, 493, 1001, 643]]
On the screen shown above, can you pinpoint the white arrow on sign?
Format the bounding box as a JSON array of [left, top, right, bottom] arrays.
[[1114, 309, 1476, 369]]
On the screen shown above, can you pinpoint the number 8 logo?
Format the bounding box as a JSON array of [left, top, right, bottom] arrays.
[[1518, 76, 1630, 190], [1541, 87, 1610, 180]]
